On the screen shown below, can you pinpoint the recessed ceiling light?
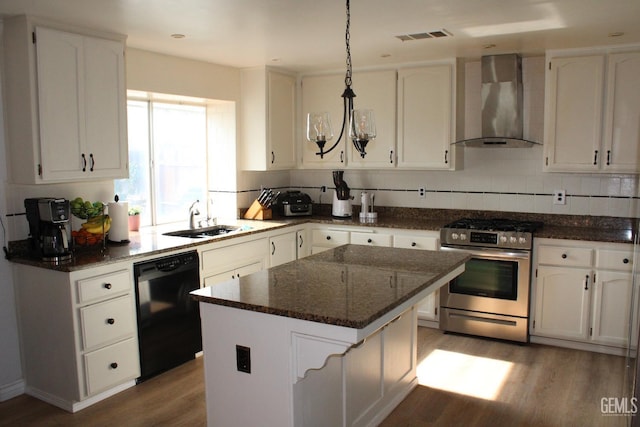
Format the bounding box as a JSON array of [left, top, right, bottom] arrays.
[[271, 58, 281, 63], [483, 43, 496, 49], [171, 34, 186, 39], [608, 32, 624, 37], [380, 53, 392, 58]]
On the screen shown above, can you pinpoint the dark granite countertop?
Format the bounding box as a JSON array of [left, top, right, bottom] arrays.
[[8, 207, 637, 272], [191, 244, 470, 329]]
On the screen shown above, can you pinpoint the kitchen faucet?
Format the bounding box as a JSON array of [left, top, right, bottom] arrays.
[[189, 200, 200, 229]]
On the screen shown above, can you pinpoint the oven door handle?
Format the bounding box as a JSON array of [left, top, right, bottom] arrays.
[[440, 245, 531, 260]]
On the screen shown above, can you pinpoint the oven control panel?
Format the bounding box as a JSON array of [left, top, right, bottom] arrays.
[[441, 228, 533, 250]]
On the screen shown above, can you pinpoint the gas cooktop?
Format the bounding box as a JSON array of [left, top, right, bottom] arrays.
[[441, 218, 543, 250]]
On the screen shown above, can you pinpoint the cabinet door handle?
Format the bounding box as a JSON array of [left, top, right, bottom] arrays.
[[81, 153, 87, 172], [584, 275, 590, 290], [389, 150, 394, 164], [340, 151, 344, 163], [606, 150, 611, 166], [271, 151, 275, 164], [593, 150, 598, 165], [107, 318, 115, 325], [110, 362, 118, 369], [271, 241, 276, 255], [104, 283, 112, 289], [298, 235, 303, 248], [89, 153, 95, 171], [623, 258, 630, 264], [444, 150, 449, 164]]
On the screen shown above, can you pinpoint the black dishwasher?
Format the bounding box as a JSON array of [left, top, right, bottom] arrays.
[[134, 250, 202, 382]]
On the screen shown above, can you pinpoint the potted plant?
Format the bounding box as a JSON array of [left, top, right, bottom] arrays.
[[128, 207, 141, 231]]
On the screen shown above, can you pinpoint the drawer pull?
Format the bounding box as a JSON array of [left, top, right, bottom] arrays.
[[561, 253, 567, 259], [326, 236, 331, 240], [110, 362, 118, 369], [624, 258, 630, 264], [106, 318, 115, 325], [367, 238, 372, 243], [584, 275, 590, 290], [271, 241, 276, 255], [411, 242, 417, 247], [104, 283, 112, 289]]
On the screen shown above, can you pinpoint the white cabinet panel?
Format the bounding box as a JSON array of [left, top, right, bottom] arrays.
[[397, 64, 459, 170], [350, 231, 392, 247], [269, 232, 297, 267], [80, 295, 136, 350], [84, 338, 139, 396], [592, 271, 636, 347], [534, 265, 592, 341], [603, 51, 640, 172]]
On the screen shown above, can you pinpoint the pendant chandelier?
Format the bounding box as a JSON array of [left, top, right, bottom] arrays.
[[306, 0, 376, 159]]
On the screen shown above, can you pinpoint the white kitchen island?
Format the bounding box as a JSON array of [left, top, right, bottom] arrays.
[[191, 244, 469, 427]]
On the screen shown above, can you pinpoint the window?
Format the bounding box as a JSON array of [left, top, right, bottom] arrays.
[[115, 99, 208, 227]]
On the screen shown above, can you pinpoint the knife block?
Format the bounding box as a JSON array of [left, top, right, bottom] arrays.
[[243, 199, 272, 220]]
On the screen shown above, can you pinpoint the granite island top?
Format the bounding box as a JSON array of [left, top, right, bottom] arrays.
[[191, 244, 470, 329]]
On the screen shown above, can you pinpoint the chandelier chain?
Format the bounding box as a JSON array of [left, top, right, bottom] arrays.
[[344, 0, 352, 87]]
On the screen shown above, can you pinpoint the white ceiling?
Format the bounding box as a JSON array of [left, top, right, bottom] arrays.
[[1, 0, 640, 72]]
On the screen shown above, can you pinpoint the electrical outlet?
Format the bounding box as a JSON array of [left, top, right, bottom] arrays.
[[553, 189, 566, 205], [236, 345, 251, 373], [320, 185, 327, 193], [418, 187, 426, 199]]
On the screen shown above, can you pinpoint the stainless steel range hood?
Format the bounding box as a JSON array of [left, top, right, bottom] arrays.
[[455, 54, 541, 147]]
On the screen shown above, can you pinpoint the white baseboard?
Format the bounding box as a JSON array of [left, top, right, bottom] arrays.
[[0, 379, 25, 402], [27, 380, 136, 413], [530, 335, 635, 357]]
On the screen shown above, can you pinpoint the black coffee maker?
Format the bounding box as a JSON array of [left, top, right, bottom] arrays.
[[25, 198, 72, 263]]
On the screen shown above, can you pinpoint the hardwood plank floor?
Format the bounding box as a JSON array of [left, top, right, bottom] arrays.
[[0, 328, 632, 426]]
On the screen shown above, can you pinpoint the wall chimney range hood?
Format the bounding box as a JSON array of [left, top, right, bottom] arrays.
[[455, 54, 541, 147]]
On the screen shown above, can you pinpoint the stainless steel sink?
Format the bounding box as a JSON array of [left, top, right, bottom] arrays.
[[162, 225, 241, 239]]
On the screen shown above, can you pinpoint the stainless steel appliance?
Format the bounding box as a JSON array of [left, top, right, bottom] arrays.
[[439, 218, 542, 342], [277, 191, 313, 217], [24, 198, 72, 263], [134, 250, 202, 382]]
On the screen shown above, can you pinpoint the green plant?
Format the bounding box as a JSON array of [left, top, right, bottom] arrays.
[[128, 207, 141, 216]]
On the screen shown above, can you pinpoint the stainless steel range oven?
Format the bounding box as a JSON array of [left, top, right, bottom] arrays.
[[439, 218, 542, 343]]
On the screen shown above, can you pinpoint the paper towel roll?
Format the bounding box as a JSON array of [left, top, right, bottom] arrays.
[[108, 201, 130, 243]]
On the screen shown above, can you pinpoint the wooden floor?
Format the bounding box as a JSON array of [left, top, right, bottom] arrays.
[[0, 327, 632, 426]]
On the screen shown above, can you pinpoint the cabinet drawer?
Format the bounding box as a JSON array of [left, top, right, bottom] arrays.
[[78, 269, 131, 304], [596, 249, 634, 272], [393, 235, 439, 250], [84, 338, 139, 396], [312, 229, 350, 247], [80, 295, 135, 350], [351, 232, 392, 247], [537, 245, 593, 267], [201, 239, 266, 274]]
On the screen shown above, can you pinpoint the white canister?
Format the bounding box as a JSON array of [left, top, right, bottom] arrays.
[[360, 191, 370, 212]]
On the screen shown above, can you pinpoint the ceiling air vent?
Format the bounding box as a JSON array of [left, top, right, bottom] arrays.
[[395, 29, 452, 41]]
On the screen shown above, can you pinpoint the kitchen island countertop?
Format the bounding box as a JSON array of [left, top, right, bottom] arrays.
[[191, 244, 470, 330]]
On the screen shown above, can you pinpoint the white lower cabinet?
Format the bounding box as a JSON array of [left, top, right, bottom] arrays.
[[13, 262, 140, 412], [531, 239, 637, 354], [311, 228, 350, 254], [392, 231, 440, 326], [200, 237, 268, 286], [269, 231, 298, 267]]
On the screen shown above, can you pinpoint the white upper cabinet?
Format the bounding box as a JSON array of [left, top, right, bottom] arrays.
[[239, 67, 297, 170], [397, 62, 462, 170], [544, 48, 640, 173], [345, 70, 397, 169], [300, 73, 348, 168], [602, 52, 640, 172], [3, 16, 128, 184]]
